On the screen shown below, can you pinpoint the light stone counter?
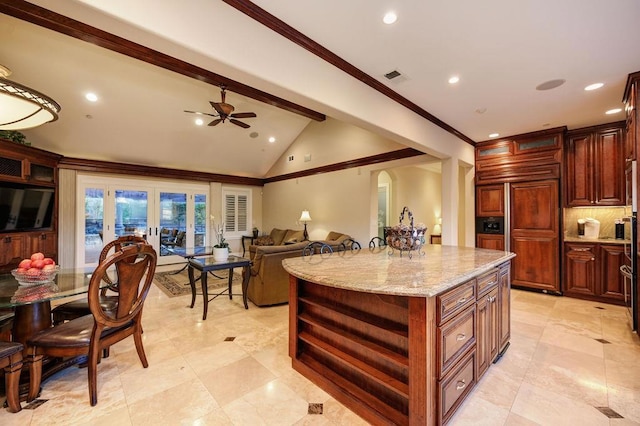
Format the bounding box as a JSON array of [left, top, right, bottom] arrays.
[[564, 236, 630, 245], [283, 245, 515, 297]]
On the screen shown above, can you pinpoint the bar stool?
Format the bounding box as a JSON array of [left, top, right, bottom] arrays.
[[0, 341, 24, 413]]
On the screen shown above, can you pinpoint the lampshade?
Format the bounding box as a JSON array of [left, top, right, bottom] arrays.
[[299, 210, 312, 222], [0, 65, 61, 130]]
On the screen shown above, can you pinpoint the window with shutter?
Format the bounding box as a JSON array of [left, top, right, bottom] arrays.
[[222, 188, 251, 237]]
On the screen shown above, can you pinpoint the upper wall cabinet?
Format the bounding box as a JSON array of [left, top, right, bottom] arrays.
[[475, 128, 564, 185], [623, 72, 640, 161], [0, 138, 61, 187], [564, 122, 625, 207]]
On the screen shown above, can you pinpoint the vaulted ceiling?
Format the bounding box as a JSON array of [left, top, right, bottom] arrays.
[[2, 0, 640, 179]]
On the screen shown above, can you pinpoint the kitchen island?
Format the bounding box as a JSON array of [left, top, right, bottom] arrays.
[[283, 245, 515, 425]]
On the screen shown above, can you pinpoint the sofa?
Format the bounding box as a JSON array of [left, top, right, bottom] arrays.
[[246, 228, 353, 306]]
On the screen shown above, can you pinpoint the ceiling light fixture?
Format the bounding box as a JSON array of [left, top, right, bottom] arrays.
[[195, 118, 204, 126], [489, 133, 499, 138], [448, 76, 460, 84], [383, 11, 397, 24], [584, 83, 604, 91], [268, 137, 276, 143], [85, 92, 98, 102], [606, 108, 622, 115], [0, 64, 61, 130]]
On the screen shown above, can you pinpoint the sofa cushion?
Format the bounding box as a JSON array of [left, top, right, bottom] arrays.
[[255, 235, 274, 246], [269, 228, 288, 245], [326, 231, 348, 242], [283, 230, 305, 244]]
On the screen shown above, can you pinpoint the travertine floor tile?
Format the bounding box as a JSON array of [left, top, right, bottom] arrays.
[[3, 275, 639, 425]]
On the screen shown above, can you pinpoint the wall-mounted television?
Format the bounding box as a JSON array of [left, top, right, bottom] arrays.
[[0, 183, 55, 232]]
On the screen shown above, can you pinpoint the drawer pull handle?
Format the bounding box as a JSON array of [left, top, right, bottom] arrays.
[[574, 248, 591, 251], [456, 380, 466, 391], [456, 297, 467, 305], [456, 333, 466, 341]]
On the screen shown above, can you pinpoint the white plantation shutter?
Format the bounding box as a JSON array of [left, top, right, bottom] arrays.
[[222, 188, 250, 236]]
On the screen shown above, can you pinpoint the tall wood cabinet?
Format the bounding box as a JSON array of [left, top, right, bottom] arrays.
[[564, 122, 626, 207], [0, 138, 61, 272]]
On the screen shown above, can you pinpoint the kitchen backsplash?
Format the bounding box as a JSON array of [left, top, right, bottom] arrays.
[[564, 207, 632, 239]]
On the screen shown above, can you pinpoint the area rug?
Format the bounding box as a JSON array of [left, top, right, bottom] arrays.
[[153, 269, 241, 298]]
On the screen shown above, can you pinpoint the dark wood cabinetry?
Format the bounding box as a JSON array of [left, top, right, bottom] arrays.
[[0, 139, 61, 272], [564, 122, 625, 207], [564, 242, 627, 304], [476, 184, 504, 216]]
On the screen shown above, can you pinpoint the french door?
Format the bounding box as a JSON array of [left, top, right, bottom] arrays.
[[77, 175, 209, 268]]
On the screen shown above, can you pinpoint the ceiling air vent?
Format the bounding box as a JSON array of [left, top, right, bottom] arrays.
[[384, 70, 402, 80]]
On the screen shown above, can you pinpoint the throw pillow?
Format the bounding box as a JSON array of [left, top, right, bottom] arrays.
[[255, 235, 274, 246]]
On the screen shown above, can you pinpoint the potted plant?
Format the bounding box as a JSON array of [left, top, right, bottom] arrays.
[[212, 217, 229, 261]]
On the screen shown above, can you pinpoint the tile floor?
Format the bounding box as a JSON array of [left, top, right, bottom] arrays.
[[2, 269, 640, 425]]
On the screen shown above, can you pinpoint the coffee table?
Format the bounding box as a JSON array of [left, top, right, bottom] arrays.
[[187, 255, 251, 320]]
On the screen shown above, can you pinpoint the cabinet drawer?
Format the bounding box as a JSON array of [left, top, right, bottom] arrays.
[[437, 280, 475, 324], [438, 304, 476, 378], [439, 349, 476, 424], [476, 269, 499, 297]]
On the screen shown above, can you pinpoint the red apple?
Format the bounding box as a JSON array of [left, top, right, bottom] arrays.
[[18, 259, 32, 269], [26, 267, 41, 277], [31, 259, 46, 269], [30, 252, 45, 261], [42, 264, 56, 272], [43, 258, 55, 266]]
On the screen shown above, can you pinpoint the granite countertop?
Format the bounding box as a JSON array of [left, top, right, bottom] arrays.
[[283, 245, 516, 298], [564, 236, 630, 245]]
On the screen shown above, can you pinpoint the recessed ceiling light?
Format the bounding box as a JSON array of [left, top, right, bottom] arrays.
[[606, 108, 622, 115], [194, 118, 204, 126], [584, 83, 604, 91], [383, 11, 397, 24], [268, 137, 276, 143], [489, 133, 499, 138], [535, 79, 566, 91], [85, 92, 98, 102], [448, 76, 460, 84]]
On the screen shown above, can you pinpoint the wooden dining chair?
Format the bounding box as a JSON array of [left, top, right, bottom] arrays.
[[0, 341, 24, 413], [51, 235, 148, 326], [26, 243, 157, 406]]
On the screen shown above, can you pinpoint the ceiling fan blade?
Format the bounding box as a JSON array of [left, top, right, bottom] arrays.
[[230, 112, 257, 119], [209, 101, 226, 115], [208, 118, 223, 126], [230, 118, 250, 129], [184, 110, 218, 117]]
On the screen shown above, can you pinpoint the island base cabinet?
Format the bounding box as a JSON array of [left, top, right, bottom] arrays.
[[289, 260, 512, 425]]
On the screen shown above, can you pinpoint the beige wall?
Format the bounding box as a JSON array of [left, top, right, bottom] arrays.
[[266, 117, 409, 177], [262, 156, 442, 245]]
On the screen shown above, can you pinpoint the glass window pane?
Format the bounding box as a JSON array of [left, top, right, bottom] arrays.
[[84, 188, 103, 264], [115, 190, 148, 239], [194, 194, 206, 248], [159, 192, 186, 256]]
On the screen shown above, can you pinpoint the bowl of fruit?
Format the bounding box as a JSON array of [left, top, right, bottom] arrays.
[[11, 252, 59, 286]]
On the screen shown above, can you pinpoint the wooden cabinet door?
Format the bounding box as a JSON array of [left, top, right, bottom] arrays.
[[476, 287, 498, 381], [510, 180, 560, 293], [476, 234, 505, 251], [564, 243, 597, 297], [565, 133, 593, 206], [476, 184, 504, 217], [0, 234, 26, 268], [29, 231, 57, 260], [598, 244, 626, 303], [595, 128, 625, 205], [498, 264, 510, 352]]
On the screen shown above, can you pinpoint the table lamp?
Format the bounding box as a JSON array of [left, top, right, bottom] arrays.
[[299, 210, 312, 240]]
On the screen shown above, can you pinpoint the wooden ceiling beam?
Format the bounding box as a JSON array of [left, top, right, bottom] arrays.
[[0, 0, 326, 122]]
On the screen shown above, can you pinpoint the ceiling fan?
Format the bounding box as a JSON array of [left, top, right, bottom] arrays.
[[184, 85, 257, 128]]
